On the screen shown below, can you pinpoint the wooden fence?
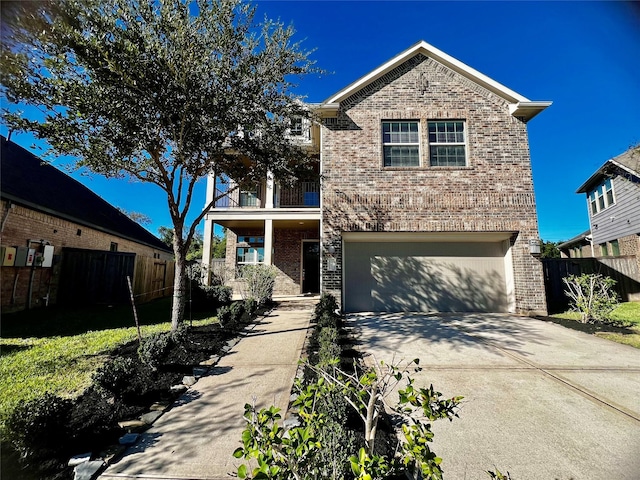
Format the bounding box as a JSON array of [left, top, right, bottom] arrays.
[[133, 256, 175, 303], [542, 257, 640, 313]]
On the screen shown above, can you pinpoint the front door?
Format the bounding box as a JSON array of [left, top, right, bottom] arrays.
[[302, 241, 320, 293]]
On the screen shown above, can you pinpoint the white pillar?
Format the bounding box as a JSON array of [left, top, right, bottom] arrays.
[[264, 218, 273, 265], [265, 171, 274, 209], [201, 172, 216, 285]]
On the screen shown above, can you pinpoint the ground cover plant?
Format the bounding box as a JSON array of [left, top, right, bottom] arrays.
[[1, 282, 262, 480], [233, 294, 464, 480], [550, 301, 640, 349]]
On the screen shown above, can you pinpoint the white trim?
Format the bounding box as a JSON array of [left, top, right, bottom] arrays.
[[318, 41, 551, 121]]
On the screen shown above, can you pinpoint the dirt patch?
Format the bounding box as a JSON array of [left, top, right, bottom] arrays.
[[534, 315, 636, 335]]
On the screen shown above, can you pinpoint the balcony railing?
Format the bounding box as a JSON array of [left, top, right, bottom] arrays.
[[214, 181, 319, 208]]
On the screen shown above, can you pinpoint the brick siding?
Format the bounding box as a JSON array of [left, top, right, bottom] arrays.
[[1, 200, 172, 313], [321, 54, 547, 314]]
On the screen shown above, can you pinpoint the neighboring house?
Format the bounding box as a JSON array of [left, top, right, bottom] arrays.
[[558, 230, 594, 259], [1, 136, 174, 313], [575, 146, 640, 266], [202, 40, 551, 315]]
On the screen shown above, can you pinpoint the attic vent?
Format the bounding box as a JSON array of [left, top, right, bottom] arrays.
[[417, 72, 429, 94], [323, 117, 338, 126]]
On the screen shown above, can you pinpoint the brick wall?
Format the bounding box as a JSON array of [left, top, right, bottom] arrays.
[[1, 200, 172, 313], [224, 226, 319, 296], [321, 53, 547, 314], [619, 233, 640, 272]]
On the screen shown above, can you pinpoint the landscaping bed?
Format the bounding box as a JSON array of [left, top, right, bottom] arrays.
[[1, 296, 262, 480]]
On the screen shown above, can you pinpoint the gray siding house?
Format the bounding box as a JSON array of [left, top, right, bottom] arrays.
[[203, 41, 551, 315], [576, 146, 640, 264]]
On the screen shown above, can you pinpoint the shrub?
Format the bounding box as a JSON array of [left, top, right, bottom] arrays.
[[138, 332, 172, 370], [5, 392, 73, 460], [190, 282, 233, 311], [230, 301, 245, 323], [216, 305, 232, 325], [563, 273, 619, 323], [317, 327, 341, 368], [315, 293, 339, 318], [92, 357, 136, 397], [238, 264, 277, 305], [244, 298, 258, 318]]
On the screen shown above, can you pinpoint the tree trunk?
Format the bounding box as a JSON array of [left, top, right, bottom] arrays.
[[171, 241, 187, 332]]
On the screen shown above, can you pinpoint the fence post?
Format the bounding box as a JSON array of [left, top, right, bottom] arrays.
[[127, 276, 142, 343]]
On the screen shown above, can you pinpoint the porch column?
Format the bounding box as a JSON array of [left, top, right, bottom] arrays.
[[264, 218, 273, 265], [201, 172, 216, 285], [265, 171, 274, 209]]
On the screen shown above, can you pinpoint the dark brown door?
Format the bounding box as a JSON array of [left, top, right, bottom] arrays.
[[302, 241, 320, 294]]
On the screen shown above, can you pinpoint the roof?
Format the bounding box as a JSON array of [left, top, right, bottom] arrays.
[[317, 40, 552, 122], [557, 229, 591, 249], [1, 136, 172, 252], [577, 146, 640, 193]]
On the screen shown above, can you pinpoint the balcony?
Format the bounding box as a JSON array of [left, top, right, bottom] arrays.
[[214, 181, 320, 209]]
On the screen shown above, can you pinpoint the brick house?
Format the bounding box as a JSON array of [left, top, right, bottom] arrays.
[[1, 136, 174, 313], [203, 41, 551, 315]]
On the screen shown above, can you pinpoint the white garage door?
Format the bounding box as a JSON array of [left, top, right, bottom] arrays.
[[343, 233, 513, 313]]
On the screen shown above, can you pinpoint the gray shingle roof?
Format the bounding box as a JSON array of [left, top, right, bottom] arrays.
[[1, 136, 171, 252]]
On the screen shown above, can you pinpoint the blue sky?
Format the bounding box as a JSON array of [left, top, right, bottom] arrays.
[[3, 1, 639, 242]]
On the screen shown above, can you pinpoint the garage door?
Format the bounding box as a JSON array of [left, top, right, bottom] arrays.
[[343, 234, 512, 313]]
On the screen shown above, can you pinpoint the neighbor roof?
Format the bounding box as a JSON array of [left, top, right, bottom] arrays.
[[577, 146, 640, 194], [1, 136, 171, 252], [318, 40, 552, 122], [557, 230, 591, 249]]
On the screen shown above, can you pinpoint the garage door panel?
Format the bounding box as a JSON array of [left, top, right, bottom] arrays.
[[344, 241, 508, 313]]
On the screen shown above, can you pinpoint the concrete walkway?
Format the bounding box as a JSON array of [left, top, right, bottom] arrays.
[[351, 312, 640, 480], [100, 296, 316, 480]]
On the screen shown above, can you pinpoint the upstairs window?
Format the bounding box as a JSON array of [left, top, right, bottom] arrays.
[[290, 117, 304, 136], [588, 178, 615, 215], [382, 121, 420, 167], [428, 121, 466, 167]]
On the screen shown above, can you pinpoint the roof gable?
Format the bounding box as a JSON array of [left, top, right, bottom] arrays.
[[577, 146, 640, 193], [319, 40, 551, 122], [1, 136, 171, 252]]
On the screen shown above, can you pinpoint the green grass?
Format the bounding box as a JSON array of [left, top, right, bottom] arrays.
[[552, 302, 640, 349], [0, 298, 218, 433]]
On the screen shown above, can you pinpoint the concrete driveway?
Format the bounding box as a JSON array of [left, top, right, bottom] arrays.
[[350, 312, 640, 480]]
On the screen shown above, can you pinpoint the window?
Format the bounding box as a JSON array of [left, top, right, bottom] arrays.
[[382, 121, 420, 167], [290, 117, 303, 136], [236, 236, 264, 264], [610, 240, 620, 256], [240, 190, 259, 207], [428, 121, 466, 166], [588, 178, 615, 214], [110, 242, 118, 252], [600, 243, 608, 256]]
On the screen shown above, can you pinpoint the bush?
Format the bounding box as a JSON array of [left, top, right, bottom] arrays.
[[92, 357, 136, 398], [318, 327, 341, 368], [5, 392, 73, 460], [315, 293, 339, 318], [230, 301, 245, 323], [138, 332, 172, 370], [238, 264, 277, 305], [190, 282, 232, 311], [244, 298, 258, 318], [563, 273, 619, 323], [216, 305, 232, 325]]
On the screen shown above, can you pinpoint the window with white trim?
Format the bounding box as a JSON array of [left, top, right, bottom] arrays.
[[382, 121, 420, 167], [290, 117, 303, 136], [236, 236, 264, 264], [428, 121, 467, 166], [588, 178, 615, 215]]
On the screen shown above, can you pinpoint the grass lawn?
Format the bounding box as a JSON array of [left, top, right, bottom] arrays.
[[0, 298, 217, 432], [551, 302, 640, 349]]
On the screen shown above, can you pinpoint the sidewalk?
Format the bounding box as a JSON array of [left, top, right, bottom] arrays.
[[100, 296, 316, 480]]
